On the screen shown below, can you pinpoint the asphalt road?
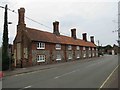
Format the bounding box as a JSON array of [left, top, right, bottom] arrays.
[[2, 55, 118, 89]]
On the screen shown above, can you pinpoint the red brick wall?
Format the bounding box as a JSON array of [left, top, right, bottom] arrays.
[[14, 34, 97, 68]]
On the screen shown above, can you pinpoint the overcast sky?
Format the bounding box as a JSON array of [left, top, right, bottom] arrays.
[[0, 0, 119, 47]]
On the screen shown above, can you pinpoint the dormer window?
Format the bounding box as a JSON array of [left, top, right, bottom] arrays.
[[68, 45, 72, 50], [37, 42, 45, 49], [56, 44, 61, 50], [76, 46, 80, 50]]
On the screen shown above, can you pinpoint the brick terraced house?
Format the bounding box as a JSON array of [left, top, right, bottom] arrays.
[[13, 8, 98, 68]]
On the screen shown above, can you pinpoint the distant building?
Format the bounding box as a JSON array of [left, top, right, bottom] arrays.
[[113, 44, 119, 55], [13, 8, 98, 68], [102, 44, 119, 55]]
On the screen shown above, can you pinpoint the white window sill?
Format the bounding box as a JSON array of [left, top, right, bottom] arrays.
[[37, 48, 45, 49], [83, 56, 86, 58], [56, 59, 61, 61], [68, 48, 72, 50], [37, 60, 45, 62], [56, 48, 61, 50], [77, 57, 80, 58], [68, 58, 72, 59]]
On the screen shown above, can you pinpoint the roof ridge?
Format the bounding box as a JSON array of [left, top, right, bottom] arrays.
[[25, 27, 96, 47], [26, 27, 84, 41]]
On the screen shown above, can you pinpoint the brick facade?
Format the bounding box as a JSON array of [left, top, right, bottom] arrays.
[[13, 8, 98, 68]]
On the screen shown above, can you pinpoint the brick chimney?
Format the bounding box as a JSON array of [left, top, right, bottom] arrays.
[[71, 28, 77, 39], [82, 33, 87, 41], [18, 8, 25, 25], [53, 21, 60, 36], [90, 36, 94, 43]]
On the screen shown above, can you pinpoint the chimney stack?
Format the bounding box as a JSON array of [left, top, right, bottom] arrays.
[[71, 28, 77, 39], [18, 8, 25, 25], [82, 33, 87, 41], [90, 36, 94, 43], [53, 21, 60, 35]]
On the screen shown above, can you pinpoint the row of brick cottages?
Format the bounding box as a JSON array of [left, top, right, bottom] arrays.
[[13, 8, 98, 68]]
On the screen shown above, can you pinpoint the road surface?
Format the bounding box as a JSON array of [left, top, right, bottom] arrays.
[[2, 55, 118, 89]]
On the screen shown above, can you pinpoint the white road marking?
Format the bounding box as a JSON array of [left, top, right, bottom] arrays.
[[98, 65, 119, 90], [54, 69, 79, 79], [18, 85, 32, 90], [24, 85, 32, 88]]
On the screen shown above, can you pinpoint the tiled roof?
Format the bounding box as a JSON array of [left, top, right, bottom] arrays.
[[25, 27, 96, 47]]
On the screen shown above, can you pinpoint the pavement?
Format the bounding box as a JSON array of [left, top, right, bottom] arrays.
[[3, 57, 101, 77], [102, 67, 118, 88]]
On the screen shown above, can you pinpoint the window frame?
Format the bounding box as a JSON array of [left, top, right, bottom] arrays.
[[56, 54, 61, 61], [92, 53, 95, 57], [83, 51, 86, 58], [37, 55, 45, 62], [89, 47, 91, 50], [37, 42, 45, 49], [56, 44, 61, 50], [83, 47, 86, 50], [77, 53, 80, 58], [76, 46, 80, 50], [68, 45, 72, 50], [68, 54, 72, 59], [92, 48, 94, 51], [89, 53, 91, 57], [96, 48, 98, 51]]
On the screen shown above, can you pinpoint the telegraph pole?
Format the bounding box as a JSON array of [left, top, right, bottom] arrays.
[[118, 2, 120, 71], [96, 40, 100, 57]]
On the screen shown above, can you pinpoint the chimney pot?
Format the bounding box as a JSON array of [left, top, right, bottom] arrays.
[[71, 28, 77, 39], [18, 7, 25, 25], [53, 21, 60, 35], [90, 36, 94, 43], [82, 33, 87, 41]]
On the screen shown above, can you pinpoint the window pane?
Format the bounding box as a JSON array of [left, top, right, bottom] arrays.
[[37, 43, 39, 48], [68, 45, 72, 50], [77, 46, 79, 50], [83, 47, 86, 50], [56, 44, 61, 49], [37, 42, 45, 49]]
